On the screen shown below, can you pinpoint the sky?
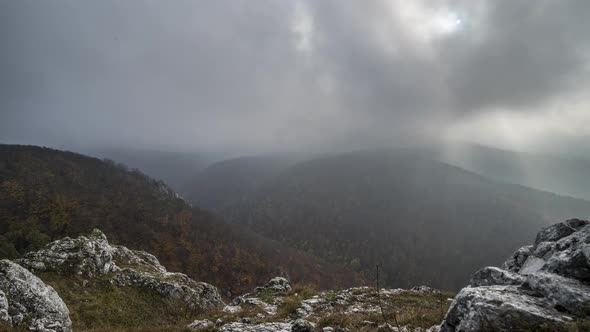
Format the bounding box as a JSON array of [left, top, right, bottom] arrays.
[[1, 0, 590, 156]]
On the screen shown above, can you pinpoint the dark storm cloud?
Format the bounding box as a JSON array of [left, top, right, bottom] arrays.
[[1, 0, 589, 153]]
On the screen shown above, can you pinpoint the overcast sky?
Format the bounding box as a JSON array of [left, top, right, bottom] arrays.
[[1, 0, 589, 156]]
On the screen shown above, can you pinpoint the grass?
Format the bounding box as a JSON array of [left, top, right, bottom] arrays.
[[38, 272, 198, 331], [313, 288, 453, 331], [378, 290, 453, 328], [272, 283, 318, 320], [274, 296, 302, 320], [0, 320, 27, 332]]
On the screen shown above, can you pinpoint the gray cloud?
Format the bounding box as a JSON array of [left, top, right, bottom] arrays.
[[1, 0, 589, 154]]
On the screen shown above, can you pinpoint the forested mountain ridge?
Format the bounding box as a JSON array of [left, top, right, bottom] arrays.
[[185, 154, 301, 220], [86, 147, 220, 193], [0, 144, 363, 295], [186, 149, 590, 291]]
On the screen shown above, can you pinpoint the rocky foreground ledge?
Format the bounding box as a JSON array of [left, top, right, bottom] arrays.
[[188, 219, 590, 332], [0, 219, 589, 331], [188, 277, 446, 332]]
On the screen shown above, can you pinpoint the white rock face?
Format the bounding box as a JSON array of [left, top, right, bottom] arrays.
[[17, 229, 118, 278], [16, 229, 223, 311], [441, 285, 569, 332], [441, 219, 590, 332], [0, 259, 72, 332]]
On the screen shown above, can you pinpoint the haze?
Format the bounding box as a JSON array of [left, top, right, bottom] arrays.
[[1, 0, 590, 157]]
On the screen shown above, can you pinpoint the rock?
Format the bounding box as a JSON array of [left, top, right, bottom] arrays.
[[440, 285, 570, 332], [535, 222, 577, 245], [501, 245, 532, 272], [219, 322, 292, 331], [291, 319, 315, 332], [469, 267, 525, 287], [11, 313, 23, 325], [17, 229, 223, 312], [518, 256, 545, 275], [187, 319, 213, 329], [263, 277, 292, 294], [0, 290, 10, 324], [441, 219, 590, 331], [565, 218, 590, 230], [17, 229, 117, 278], [0, 259, 72, 332], [322, 328, 334, 332], [542, 228, 590, 282], [110, 268, 222, 311], [532, 241, 555, 259], [360, 320, 378, 327], [229, 276, 291, 318], [411, 286, 440, 293], [525, 272, 590, 315], [223, 305, 242, 313]]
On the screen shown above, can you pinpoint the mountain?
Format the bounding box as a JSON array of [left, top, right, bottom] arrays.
[[186, 149, 590, 290], [186, 154, 301, 220], [0, 144, 362, 295], [86, 147, 221, 193], [434, 143, 590, 201]]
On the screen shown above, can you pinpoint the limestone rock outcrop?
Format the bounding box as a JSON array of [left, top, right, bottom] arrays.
[[16, 229, 223, 311], [440, 219, 590, 332], [0, 259, 72, 332]]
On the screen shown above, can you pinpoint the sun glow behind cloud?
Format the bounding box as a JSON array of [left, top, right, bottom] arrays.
[[292, 2, 314, 55], [394, 1, 463, 42]]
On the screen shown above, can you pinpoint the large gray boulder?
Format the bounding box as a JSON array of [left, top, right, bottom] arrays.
[[0, 259, 72, 332], [441, 219, 590, 332], [441, 285, 570, 332], [16, 229, 223, 311]]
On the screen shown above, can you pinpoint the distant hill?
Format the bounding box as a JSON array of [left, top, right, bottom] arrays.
[[86, 147, 221, 193], [186, 154, 301, 220], [186, 149, 590, 290], [0, 144, 362, 295], [434, 143, 590, 201]]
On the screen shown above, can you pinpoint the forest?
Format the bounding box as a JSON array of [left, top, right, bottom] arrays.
[[0, 144, 362, 295]]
